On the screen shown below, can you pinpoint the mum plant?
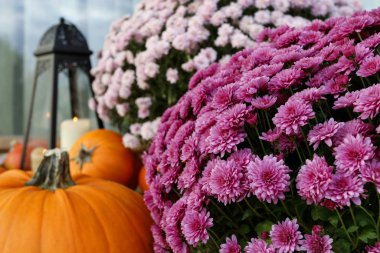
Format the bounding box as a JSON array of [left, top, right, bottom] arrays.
[[144, 8, 380, 253], [89, 0, 361, 151]]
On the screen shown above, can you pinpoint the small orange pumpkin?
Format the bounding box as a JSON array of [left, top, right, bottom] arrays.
[[0, 166, 6, 174], [138, 166, 149, 192], [0, 149, 153, 253], [69, 129, 140, 187], [4, 140, 48, 170]]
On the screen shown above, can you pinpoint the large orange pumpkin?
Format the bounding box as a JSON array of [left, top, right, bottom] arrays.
[[0, 166, 6, 174], [69, 129, 140, 188], [138, 166, 149, 192], [0, 149, 153, 253], [4, 140, 48, 170]]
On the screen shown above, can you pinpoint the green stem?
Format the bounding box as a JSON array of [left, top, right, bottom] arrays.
[[263, 202, 279, 221], [336, 210, 354, 246], [208, 229, 220, 250], [281, 200, 293, 218], [349, 207, 359, 248], [244, 199, 263, 218], [358, 205, 379, 240], [254, 126, 266, 155], [359, 77, 367, 88]]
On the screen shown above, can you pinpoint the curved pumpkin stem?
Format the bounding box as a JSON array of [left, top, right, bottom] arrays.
[[25, 149, 75, 191], [71, 144, 97, 170]]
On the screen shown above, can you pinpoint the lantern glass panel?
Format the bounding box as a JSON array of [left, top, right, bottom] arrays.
[[28, 68, 52, 147]]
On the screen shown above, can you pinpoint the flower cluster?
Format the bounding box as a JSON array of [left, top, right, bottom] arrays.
[[90, 0, 361, 151], [144, 8, 380, 252]]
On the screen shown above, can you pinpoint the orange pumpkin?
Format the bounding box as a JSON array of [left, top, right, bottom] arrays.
[[0, 166, 6, 174], [4, 140, 48, 170], [69, 129, 140, 187], [138, 166, 149, 192], [0, 149, 153, 253]]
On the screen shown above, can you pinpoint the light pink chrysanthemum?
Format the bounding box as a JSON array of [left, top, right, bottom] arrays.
[[333, 120, 374, 146], [247, 155, 291, 204], [220, 235, 241, 253], [300, 234, 333, 253], [360, 159, 380, 193], [325, 174, 365, 208], [308, 118, 344, 150], [251, 95, 277, 110], [206, 126, 246, 156], [209, 159, 246, 205], [353, 83, 380, 120], [296, 155, 333, 205], [181, 208, 213, 247], [357, 55, 380, 77], [333, 90, 361, 109], [244, 238, 275, 253], [273, 98, 315, 135], [260, 128, 282, 142], [334, 134, 375, 176], [270, 218, 303, 253]]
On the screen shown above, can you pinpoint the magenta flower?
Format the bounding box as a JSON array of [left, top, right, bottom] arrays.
[[244, 238, 275, 253], [218, 104, 249, 129], [269, 68, 304, 92], [251, 95, 277, 110], [247, 155, 290, 204], [208, 159, 246, 205], [353, 83, 380, 120], [273, 98, 315, 135], [260, 128, 282, 143], [294, 56, 323, 71], [296, 155, 333, 205], [220, 235, 241, 253], [308, 118, 344, 150], [325, 173, 365, 208], [333, 119, 374, 146], [211, 84, 239, 112], [334, 134, 375, 176], [300, 234, 333, 253], [270, 218, 303, 253], [181, 208, 213, 247], [333, 91, 361, 109], [357, 55, 380, 77], [366, 242, 380, 253], [360, 159, 380, 193], [205, 126, 246, 156]]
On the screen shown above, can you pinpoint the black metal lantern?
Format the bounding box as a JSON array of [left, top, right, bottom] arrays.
[[21, 18, 103, 169]]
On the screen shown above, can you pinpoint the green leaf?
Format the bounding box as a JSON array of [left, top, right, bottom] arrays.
[[238, 224, 250, 235], [241, 209, 253, 221], [358, 227, 377, 243], [356, 209, 372, 227], [255, 220, 273, 235], [333, 239, 351, 253], [347, 225, 359, 233], [311, 206, 332, 221], [328, 214, 339, 227]]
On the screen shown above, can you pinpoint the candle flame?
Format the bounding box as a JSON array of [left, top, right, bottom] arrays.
[[73, 116, 78, 122]]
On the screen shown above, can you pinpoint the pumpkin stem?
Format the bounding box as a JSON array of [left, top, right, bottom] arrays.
[[25, 149, 75, 191], [71, 144, 97, 170]]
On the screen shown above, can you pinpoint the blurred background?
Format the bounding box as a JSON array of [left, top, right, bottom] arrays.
[[0, 0, 378, 138]]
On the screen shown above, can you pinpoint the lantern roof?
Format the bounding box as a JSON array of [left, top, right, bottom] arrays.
[[34, 18, 92, 57]]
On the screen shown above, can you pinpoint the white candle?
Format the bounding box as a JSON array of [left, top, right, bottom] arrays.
[[31, 147, 47, 172], [60, 117, 90, 150]]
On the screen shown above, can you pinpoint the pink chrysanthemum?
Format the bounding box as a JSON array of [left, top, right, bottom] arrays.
[[360, 159, 380, 193], [357, 55, 380, 77], [181, 208, 213, 247], [353, 83, 380, 119], [247, 155, 290, 204], [208, 159, 246, 205], [269, 68, 304, 92], [251, 95, 277, 110], [296, 155, 334, 205], [300, 234, 333, 253], [325, 174, 365, 208], [333, 119, 374, 146], [308, 118, 344, 150], [334, 134, 375, 176], [220, 235, 241, 253], [333, 90, 361, 109], [205, 126, 246, 156], [218, 104, 249, 129], [244, 238, 275, 253], [270, 218, 303, 253], [273, 98, 315, 135], [260, 128, 282, 143], [366, 242, 380, 253]]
